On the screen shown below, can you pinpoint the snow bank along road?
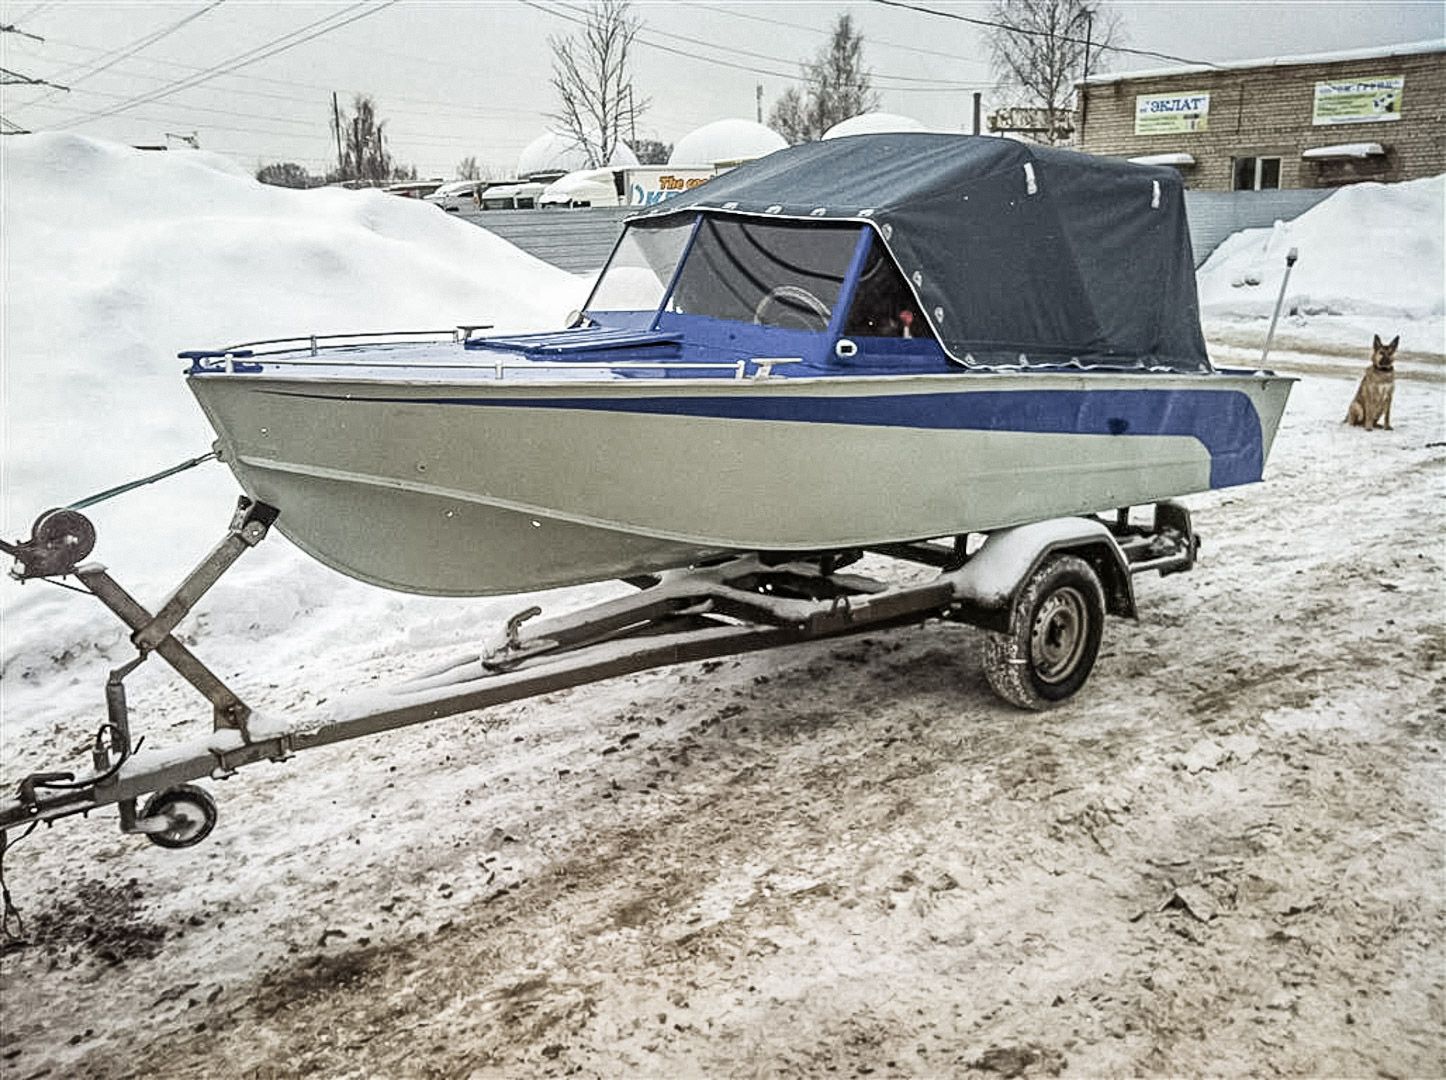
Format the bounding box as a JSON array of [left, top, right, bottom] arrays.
[[0, 360, 1442, 1078]]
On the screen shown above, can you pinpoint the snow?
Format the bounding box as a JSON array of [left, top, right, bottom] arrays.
[[1, 132, 592, 710], [1300, 142, 1386, 159], [822, 113, 928, 140], [516, 130, 637, 179], [1129, 152, 1196, 166], [1079, 38, 1445, 86], [951, 517, 1118, 607], [1, 135, 1444, 1077], [668, 119, 786, 166], [538, 167, 618, 207], [1197, 174, 1445, 360]]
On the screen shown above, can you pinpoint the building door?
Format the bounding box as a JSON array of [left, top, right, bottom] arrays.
[[1233, 156, 1282, 191]]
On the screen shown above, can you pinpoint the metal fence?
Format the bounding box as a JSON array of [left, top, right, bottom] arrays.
[[454, 189, 1340, 275], [1184, 189, 1335, 265], [454, 207, 630, 274]]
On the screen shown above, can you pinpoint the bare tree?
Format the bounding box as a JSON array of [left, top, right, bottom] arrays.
[[988, 0, 1120, 145], [330, 94, 410, 184], [768, 14, 879, 144], [547, 0, 648, 168], [456, 155, 482, 180]]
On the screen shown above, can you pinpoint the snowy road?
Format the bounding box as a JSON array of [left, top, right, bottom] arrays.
[[1, 365, 1442, 1079]]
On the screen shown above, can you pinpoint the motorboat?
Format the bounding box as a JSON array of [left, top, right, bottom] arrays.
[[0, 137, 1300, 853], [184, 134, 1293, 597]]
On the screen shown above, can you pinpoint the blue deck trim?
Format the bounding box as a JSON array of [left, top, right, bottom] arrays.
[[465, 327, 683, 354], [266, 386, 1265, 489]]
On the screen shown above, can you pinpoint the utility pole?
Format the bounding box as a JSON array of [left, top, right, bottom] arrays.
[[332, 92, 344, 177], [353, 115, 362, 183], [972, 92, 982, 135], [756, 84, 763, 124], [1078, 7, 1094, 145]]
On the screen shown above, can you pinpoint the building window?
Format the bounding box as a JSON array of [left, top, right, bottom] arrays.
[[1233, 156, 1282, 191]]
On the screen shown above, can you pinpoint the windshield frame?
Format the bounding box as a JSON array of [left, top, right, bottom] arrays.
[[582, 216, 701, 320]]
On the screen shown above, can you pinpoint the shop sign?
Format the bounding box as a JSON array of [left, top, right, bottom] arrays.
[[1313, 76, 1404, 125], [1134, 92, 1210, 135]]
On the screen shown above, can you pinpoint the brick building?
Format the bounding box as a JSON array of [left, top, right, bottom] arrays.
[[1075, 41, 1445, 191]]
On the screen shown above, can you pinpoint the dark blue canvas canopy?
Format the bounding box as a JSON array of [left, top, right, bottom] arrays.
[[630, 134, 1211, 372]]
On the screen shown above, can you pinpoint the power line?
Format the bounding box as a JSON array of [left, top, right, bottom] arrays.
[[0, 66, 67, 90], [54, 2, 226, 88], [522, 0, 800, 81], [32, 98, 516, 148], [556, 0, 993, 88], [9, 4, 58, 24], [9, 36, 551, 124], [55, 2, 400, 130], [18, 1, 227, 112], [1, 22, 45, 43], [52, 3, 371, 127], [692, 3, 995, 72], [526, 0, 1003, 91], [870, 0, 1220, 69]]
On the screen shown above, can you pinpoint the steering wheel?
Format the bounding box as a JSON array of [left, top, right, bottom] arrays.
[[753, 285, 832, 331]]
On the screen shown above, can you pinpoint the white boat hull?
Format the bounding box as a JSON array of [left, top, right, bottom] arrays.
[[188, 370, 1292, 595]]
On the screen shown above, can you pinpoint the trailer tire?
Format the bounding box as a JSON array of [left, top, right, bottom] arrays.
[[139, 784, 217, 849], [984, 554, 1105, 710]]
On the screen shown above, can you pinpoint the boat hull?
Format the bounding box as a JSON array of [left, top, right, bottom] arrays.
[[187, 370, 1292, 596]]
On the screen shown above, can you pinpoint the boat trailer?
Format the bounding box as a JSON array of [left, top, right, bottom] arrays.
[[0, 497, 1197, 854]]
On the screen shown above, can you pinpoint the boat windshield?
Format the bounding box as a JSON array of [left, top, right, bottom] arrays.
[[587, 219, 693, 313], [666, 218, 861, 329]]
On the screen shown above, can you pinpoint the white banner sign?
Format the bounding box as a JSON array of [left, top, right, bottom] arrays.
[[1313, 76, 1404, 125], [1134, 92, 1210, 135]]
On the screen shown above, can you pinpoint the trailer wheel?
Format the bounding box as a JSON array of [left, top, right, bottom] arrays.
[[138, 784, 217, 849], [984, 554, 1105, 710]]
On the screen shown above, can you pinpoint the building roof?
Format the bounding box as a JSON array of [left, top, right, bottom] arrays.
[[1079, 38, 1444, 88]]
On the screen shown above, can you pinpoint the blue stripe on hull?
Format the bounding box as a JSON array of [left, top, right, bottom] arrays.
[[266, 388, 1265, 489]]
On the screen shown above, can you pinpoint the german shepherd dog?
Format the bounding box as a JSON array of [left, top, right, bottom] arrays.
[[1345, 334, 1398, 430]]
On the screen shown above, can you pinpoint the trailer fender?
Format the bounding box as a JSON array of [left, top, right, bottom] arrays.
[[945, 518, 1136, 630]]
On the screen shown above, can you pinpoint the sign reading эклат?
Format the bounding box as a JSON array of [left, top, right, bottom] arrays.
[[1134, 92, 1210, 135], [1312, 76, 1404, 125]]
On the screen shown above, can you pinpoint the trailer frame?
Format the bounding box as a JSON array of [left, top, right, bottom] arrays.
[[0, 497, 1197, 849]]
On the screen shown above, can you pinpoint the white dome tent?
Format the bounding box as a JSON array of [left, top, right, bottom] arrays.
[[822, 112, 928, 140], [668, 119, 786, 167], [516, 131, 638, 181]]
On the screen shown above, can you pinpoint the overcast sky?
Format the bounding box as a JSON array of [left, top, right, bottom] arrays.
[[2, 1, 1441, 178]]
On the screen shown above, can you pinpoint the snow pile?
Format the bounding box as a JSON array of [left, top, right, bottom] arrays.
[[669, 119, 786, 166], [517, 130, 638, 179], [1, 134, 591, 690], [1197, 174, 1444, 356], [822, 112, 927, 139]]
